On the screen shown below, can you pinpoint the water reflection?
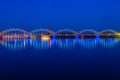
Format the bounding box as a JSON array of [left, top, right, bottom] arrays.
[[0, 38, 119, 50], [56, 39, 76, 48], [78, 39, 97, 48], [30, 39, 52, 49], [100, 38, 118, 48], [0, 39, 27, 50]]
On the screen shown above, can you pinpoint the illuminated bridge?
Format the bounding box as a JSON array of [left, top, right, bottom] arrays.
[[1, 28, 29, 40], [79, 29, 99, 38], [100, 29, 119, 38], [0, 28, 120, 40], [55, 29, 78, 38], [30, 28, 54, 39]]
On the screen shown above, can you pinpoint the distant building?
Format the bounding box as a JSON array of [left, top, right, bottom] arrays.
[[48, 26, 51, 35], [0, 32, 3, 39], [0, 32, 2, 36]]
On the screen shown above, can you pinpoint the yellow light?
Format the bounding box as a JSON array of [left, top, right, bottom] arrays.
[[117, 33, 120, 38], [30, 35, 36, 40], [41, 36, 50, 41], [118, 33, 120, 36]]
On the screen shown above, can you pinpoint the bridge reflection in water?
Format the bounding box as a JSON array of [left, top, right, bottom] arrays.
[[30, 39, 52, 49], [100, 39, 118, 48], [0, 38, 119, 50], [0, 39, 27, 50], [77, 39, 97, 48]]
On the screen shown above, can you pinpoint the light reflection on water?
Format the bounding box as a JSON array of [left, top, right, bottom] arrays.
[[0, 38, 119, 50], [77, 39, 97, 48], [100, 39, 118, 48]]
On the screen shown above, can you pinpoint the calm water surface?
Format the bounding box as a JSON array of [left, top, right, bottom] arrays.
[[0, 38, 120, 80]]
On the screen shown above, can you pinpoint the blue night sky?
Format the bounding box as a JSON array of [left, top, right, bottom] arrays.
[[0, 0, 120, 31]]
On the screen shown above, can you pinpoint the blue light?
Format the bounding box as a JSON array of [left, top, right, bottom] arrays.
[[52, 35, 56, 39], [27, 36, 30, 40], [96, 35, 100, 42], [96, 35, 100, 39], [76, 35, 79, 40]]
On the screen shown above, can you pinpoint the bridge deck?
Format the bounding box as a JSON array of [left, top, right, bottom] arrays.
[[0, 34, 119, 39]]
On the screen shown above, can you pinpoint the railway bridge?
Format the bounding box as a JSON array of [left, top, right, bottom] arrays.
[[0, 28, 120, 40]]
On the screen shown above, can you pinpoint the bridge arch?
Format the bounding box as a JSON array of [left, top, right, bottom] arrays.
[[30, 28, 55, 35], [2, 28, 30, 35], [100, 29, 118, 34], [79, 29, 99, 34], [56, 29, 78, 35]]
